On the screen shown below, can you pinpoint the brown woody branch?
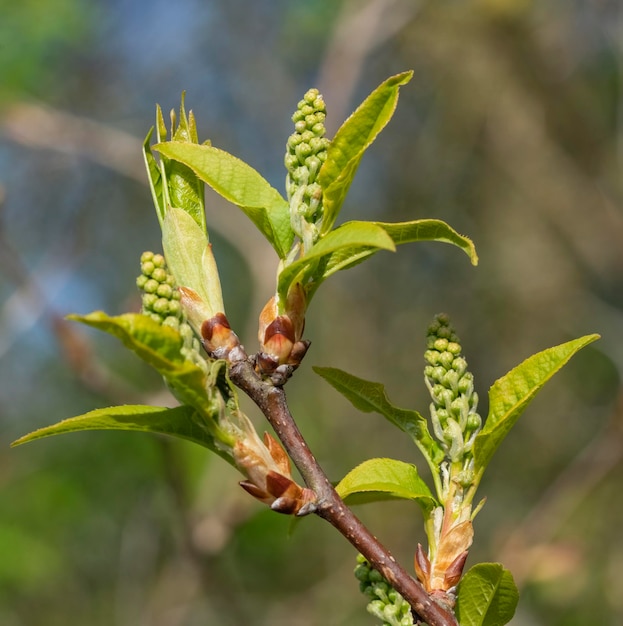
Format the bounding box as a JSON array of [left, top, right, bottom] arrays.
[[229, 358, 458, 626]]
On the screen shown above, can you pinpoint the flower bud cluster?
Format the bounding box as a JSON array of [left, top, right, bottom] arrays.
[[136, 251, 206, 371], [285, 88, 330, 250], [354, 555, 414, 626], [424, 314, 481, 466]]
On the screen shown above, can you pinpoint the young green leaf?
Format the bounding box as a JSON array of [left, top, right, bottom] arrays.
[[143, 128, 166, 226], [161, 206, 224, 316], [313, 366, 445, 489], [375, 219, 478, 266], [68, 312, 210, 412], [336, 457, 438, 513], [296, 217, 479, 301], [154, 142, 294, 258], [455, 563, 518, 626], [277, 221, 395, 302], [10, 405, 235, 462], [473, 334, 600, 479], [317, 71, 413, 235]]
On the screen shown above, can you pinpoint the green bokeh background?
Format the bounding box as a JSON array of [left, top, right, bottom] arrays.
[[1, 1, 622, 624]]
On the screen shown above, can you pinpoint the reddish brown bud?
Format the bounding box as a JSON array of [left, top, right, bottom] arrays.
[[414, 543, 431, 589], [239, 480, 272, 503], [262, 316, 295, 363], [263, 432, 291, 476], [234, 430, 317, 516], [443, 550, 469, 589], [200, 312, 243, 359], [265, 470, 295, 499], [256, 284, 308, 374]]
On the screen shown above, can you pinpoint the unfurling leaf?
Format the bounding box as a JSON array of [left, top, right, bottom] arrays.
[[161, 206, 224, 317]]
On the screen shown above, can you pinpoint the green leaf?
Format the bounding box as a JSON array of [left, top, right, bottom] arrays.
[[313, 366, 445, 492], [68, 312, 212, 415], [143, 100, 207, 233], [455, 563, 518, 626], [375, 219, 478, 265], [277, 221, 395, 302], [162, 206, 224, 315], [11, 404, 224, 452], [294, 218, 479, 296], [163, 100, 207, 232], [318, 71, 413, 234], [142, 127, 166, 227], [474, 334, 600, 478], [11, 404, 235, 464], [336, 458, 437, 513], [154, 142, 294, 258]]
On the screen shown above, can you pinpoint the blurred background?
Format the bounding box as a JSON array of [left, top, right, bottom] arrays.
[[1, 0, 622, 624]]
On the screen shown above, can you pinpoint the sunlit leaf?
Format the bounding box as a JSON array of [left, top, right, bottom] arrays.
[[277, 221, 394, 302], [142, 127, 165, 226], [163, 97, 206, 232], [154, 142, 294, 258], [298, 218, 479, 298], [162, 206, 224, 315], [11, 405, 235, 462], [455, 563, 518, 626], [336, 457, 437, 513], [318, 71, 413, 234], [375, 219, 478, 265], [313, 366, 444, 482], [474, 334, 600, 478], [68, 312, 211, 413]]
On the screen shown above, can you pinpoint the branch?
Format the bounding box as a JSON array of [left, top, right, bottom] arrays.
[[229, 358, 458, 626]]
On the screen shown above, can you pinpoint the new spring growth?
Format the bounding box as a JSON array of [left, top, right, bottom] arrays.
[[424, 314, 482, 473], [136, 251, 207, 373], [145, 97, 243, 363], [414, 314, 480, 601], [256, 282, 310, 382], [254, 90, 329, 381], [354, 555, 414, 626], [285, 88, 330, 253], [234, 417, 317, 516]]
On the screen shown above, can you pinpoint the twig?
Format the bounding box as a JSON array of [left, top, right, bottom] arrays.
[[229, 357, 458, 626]]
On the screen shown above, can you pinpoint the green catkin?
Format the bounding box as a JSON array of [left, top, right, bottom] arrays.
[[354, 555, 414, 626], [137, 251, 207, 373], [285, 89, 331, 250], [424, 314, 482, 465]]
